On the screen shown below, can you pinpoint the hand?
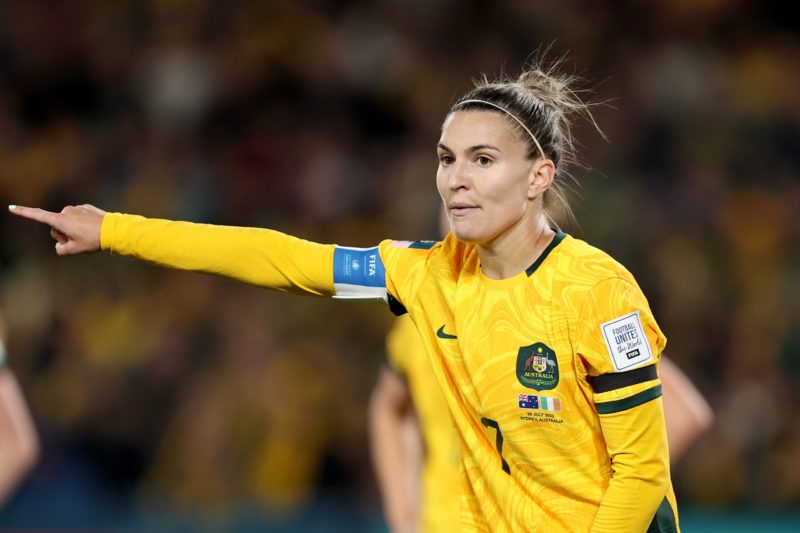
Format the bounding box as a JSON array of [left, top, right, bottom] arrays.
[[8, 204, 106, 255]]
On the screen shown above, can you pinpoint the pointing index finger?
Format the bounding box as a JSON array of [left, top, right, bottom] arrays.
[[8, 205, 61, 227]]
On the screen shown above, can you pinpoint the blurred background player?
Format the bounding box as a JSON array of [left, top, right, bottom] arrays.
[[0, 313, 40, 506], [370, 313, 460, 533]]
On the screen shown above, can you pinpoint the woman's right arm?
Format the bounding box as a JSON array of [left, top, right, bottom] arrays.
[[9, 204, 432, 305]]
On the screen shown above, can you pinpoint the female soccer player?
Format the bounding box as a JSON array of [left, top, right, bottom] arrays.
[[368, 204, 708, 533], [10, 63, 679, 532]]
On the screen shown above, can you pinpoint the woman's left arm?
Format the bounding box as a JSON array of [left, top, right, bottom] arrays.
[[591, 381, 671, 533], [576, 277, 675, 532]]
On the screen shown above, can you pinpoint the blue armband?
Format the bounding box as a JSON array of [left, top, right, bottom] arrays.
[[332, 246, 387, 300]]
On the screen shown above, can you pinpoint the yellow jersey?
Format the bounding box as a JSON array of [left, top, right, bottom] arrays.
[[100, 214, 679, 532], [380, 232, 679, 532], [386, 315, 460, 533]]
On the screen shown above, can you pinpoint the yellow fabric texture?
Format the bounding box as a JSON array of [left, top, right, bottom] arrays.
[[386, 315, 460, 533], [101, 213, 335, 296], [379, 233, 678, 532]]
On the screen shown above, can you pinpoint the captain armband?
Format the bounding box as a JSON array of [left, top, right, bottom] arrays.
[[332, 246, 388, 301]]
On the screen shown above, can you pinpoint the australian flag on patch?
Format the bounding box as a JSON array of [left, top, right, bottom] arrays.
[[518, 394, 539, 409]]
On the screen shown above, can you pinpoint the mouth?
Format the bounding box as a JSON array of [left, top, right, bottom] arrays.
[[449, 202, 479, 216]]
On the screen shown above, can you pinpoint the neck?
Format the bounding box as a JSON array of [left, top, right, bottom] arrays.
[[477, 214, 555, 280]]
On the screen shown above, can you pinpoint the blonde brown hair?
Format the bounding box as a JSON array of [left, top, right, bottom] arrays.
[[450, 56, 604, 226]]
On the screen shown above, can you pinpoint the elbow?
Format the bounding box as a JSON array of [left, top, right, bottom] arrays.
[[615, 451, 671, 500], [627, 458, 670, 518], [695, 399, 714, 433], [654, 462, 670, 495], [649, 445, 671, 489]]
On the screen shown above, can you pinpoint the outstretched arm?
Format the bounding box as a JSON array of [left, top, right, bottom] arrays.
[[660, 357, 713, 462], [9, 204, 432, 306], [369, 366, 421, 533]]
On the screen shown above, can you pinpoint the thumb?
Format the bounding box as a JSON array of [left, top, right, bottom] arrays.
[[54, 241, 76, 256]]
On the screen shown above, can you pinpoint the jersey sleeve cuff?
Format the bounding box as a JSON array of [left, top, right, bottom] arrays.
[[99, 212, 122, 251]]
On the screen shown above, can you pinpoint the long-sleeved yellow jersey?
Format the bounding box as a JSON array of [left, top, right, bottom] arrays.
[[101, 213, 679, 532]]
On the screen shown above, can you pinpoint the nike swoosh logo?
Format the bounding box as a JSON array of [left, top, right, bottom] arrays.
[[436, 325, 457, 340]]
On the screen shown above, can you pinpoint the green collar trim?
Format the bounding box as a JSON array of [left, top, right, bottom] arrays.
[[525, 229, 566, 277]]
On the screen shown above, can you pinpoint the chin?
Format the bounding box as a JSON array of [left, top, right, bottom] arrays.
[[450, 225, 485, 244]]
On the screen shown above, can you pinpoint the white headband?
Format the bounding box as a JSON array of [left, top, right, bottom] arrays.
[[456, 99, 547, 161]]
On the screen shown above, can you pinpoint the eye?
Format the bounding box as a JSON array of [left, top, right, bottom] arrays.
[[439, 154, 455, 166], [476, 155, 493, 167]]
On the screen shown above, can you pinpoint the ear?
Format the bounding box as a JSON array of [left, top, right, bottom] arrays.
[[527, 159, 556, 200]]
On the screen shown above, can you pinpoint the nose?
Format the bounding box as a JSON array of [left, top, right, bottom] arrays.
[[447, 159, 470, 191]]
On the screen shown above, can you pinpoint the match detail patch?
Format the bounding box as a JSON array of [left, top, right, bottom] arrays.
[[600, 311, 653, 371]]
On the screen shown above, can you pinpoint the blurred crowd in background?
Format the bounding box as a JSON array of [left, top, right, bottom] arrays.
[[0, 0, 798, 530]]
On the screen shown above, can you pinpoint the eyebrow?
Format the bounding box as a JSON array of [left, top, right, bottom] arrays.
[[437, 142, 503, 154]]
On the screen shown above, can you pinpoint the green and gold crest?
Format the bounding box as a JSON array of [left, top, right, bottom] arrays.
[[516, 342, 559, 390]]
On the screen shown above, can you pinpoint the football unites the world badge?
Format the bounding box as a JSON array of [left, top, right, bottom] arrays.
[[516, 342, 559, 390]]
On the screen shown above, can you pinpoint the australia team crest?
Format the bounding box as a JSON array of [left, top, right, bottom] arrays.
[[516, 342, 559, 390]]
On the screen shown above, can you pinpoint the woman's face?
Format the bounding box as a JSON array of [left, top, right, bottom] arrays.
[[436, 110, 541, 246]]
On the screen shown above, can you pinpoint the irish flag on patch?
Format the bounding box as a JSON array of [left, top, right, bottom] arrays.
[[518, 394, 562, 412], [539, 396, 562, 412]]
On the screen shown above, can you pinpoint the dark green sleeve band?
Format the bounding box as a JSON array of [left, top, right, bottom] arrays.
[[589, 364, 658, 393], [595, 384, 663, 415]]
